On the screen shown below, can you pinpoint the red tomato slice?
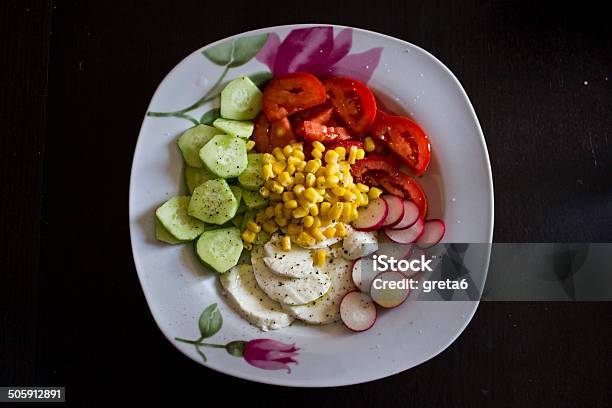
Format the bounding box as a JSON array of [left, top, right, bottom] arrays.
[[323, 77, 377, 135], [327, 140, 364, 151], [302, 121, 351, 143], [351, 156, 428, 219], [262, 72, 326, 121], [293, 103, 335, 137], [370, 113, 431, 176], [253, 114, 295, 153]]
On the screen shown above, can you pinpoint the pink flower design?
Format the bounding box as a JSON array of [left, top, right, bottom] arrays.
[[256, 26, 382, 83], [242, 339, 300, 373]]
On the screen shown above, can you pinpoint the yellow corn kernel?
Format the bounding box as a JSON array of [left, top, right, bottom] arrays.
[[286, 164, 296, 175], [312, 149, 323, 160], [305, 159, 321, 174], [315, 194, 324, 203], [360, 192, 369, 206], [312, 140, 325, 151], [259, 186, 270, 198], [277, 172, 293, 187], [246, 221, 261, 233], [325, 175, 340, 187], [356, 148, 365, 160], [323, 226, 336, 239], [335, 222, 347, 237], [293, 184, 305, 196], [325, 163, 339, 176], [310, 227, 326, 242], [243, 242, 253, 250], [364, 137, 376, 152], [305, 173, 316, 187], [339, 161, 350, 173], [309, 204, 319, 217], [287, 222, 302, 236], [246, 140, 256, 151], [272, 147, 285, 162], [269, 192, 282, 202], [282, 144, 294, 157], [295, 160, 307, 172], [303, 215, 314, 228], [286, 156, 300, 167], [332, 186, 346, 197], [355, 183, 370, 193], [284, 199, 298, 210], [297, 231, 316, 247], [348, 145, 358, 164], [282, 191, 295, 202], [291, 149, 305, 161], [299, 198, 313, 211], [341, 202, 353, 221], [293, 172, 305, 185], [320, 217, 333, 227], [275, 216, 288, 227], [329, 202, 343, 221], [270, 181, 284, 195], [283, 206, 293, 218], [272, 161, 286, 175], [320, 202, 331, 217], [262, 164, 274, 180], [304, 187, 319, 203], [354, 192, 363, 206], [342, 172, 352, 188], [242, 230, 256, 243], [262, 153, 275, 164], [313, 249, 327, 266], [368, 187, 383, 199], [264, 206, 275, 218], [334, 146, 346, 159], [255, 211, 267, 223], [274, 203, 284, 219], [351, 207, 359, 221], [291, 141, 303, 150], [343, 190, 357, 202], [316, 176, 326, 189], [324, 149, 339, 164], [262, 220, 279, 233], [281, 235, 292, 251], [293, 207, 309, 218], [313, 216, 322, 229]]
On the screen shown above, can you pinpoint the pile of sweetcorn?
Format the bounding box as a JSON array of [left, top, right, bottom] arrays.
[[241, 140, 383, 255]]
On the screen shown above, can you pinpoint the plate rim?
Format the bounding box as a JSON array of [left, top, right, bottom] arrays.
[[129, 23, 494, 387]]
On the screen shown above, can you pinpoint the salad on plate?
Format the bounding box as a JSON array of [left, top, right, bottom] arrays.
[[154, 71, 445, 333]]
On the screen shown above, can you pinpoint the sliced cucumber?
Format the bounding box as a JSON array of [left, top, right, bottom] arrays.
[[155, 196, 205, 241], [220, 76, 262, 120], [236, 200, 247, 214], [155, 218, 184, 244], [242, 189, 268, 210], [185, 165, 217, 194], [230, 185, 243, 206], [177, 124, 219, 168], [213, 118, 254, 139], [196, 227, 243, 273], [188, 179, 238, 224], [199, 134, 248, 178], [238, 153, 265, 191]]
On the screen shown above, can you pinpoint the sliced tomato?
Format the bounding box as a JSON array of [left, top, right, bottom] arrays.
[[293, 103, 335, 136], [253, 114, 295, 153], [262, 72, 326, 121], [327, 140, 364, 151], [302, 121, 351, 143], [370, 114, 431, 176], [351, 156, 428, 219], [323, 76, 377, 135]]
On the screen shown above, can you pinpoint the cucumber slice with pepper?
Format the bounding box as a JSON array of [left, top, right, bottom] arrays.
[[155, 218, 184, 244], [177, 124, 219, 168], [199, 134, 248, 178], [220, 76, 262, 120], [213, 118, 254, 139], [242, 189, 268, 210], [188, 179, 238, 225], [238, 153, 265, 191], [196, 227, 243, 273], [155, 196, 205, 241], [185, 165, 217, 194]]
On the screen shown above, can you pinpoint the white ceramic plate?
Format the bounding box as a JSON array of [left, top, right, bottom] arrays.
[[129, 24, 493, 387]]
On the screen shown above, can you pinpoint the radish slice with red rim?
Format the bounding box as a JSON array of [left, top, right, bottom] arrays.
[[369, 271, 410, 308], [351, 258, 378, 292], [416, 219, 446, 248], [352, 198, 388, 231], [384, 218, 424, 244], [340, 291, 377, 332], [381, 195, 404, 227], [391, 200, 420, 230]]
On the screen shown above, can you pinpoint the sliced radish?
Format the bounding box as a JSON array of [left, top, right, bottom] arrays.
[[416, 219, 446, 248], [351, 258, 378, 292], [381, 195, 404, 227], [340, 291, 377, 332], [391, 200, 420, 230], [352, 198, 388, 231], [384, 218, 424, 244], [369, 271, 410, 308]]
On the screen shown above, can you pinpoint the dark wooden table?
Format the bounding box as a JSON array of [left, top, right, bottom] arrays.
[[1, 0, 610, 405]]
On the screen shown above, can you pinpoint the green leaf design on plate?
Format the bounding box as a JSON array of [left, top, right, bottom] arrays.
[[198, 303, 223, 338], [248, 71, 273, 90], [202, 34, 269, 68], [200, 108, 221, 125], [225, 340, 247, 357]]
